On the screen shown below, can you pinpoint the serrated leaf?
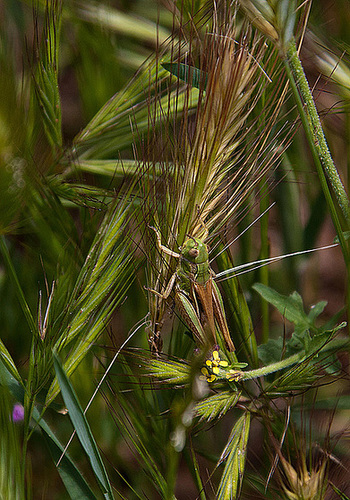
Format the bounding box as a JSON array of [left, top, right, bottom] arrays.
[[217, 412, 250, 500], [195, 391, 241, 422], [307, 300, 327, 323], [253, 284, 311, 330]]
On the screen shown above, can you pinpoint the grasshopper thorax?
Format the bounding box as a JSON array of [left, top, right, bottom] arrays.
[[180, 237, 208, 265]]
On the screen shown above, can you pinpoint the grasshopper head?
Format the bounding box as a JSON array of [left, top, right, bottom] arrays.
[[181, 236, 208, 264]]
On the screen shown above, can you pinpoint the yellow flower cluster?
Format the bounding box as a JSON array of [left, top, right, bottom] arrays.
[[202, 351, 227, 381], [200, 350, 244, 383], [200, 349, 227, 382]]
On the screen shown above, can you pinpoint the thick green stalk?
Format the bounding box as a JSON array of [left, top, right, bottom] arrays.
[[242, 352, 301, 379], [286, 41, 350, 223], [283, 40, 350, 336], [241, 336, 349, 380]]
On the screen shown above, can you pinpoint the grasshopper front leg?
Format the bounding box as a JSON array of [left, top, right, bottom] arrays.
[[149, 226, 180, 259]]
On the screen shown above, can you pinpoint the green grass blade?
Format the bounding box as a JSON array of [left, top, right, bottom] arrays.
[[184, 445, 207, 500], [331, 483, 350, 500], [53, 352, 114, 500], [72, 59, 199, 160], [38, 412, 97, 500], [0, 355, 96, 499]]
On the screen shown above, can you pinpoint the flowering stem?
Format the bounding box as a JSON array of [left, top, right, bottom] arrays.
[[241, 337, 349, 381]]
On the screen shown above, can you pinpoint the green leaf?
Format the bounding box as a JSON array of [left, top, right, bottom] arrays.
[[217, 412, 251, 500], [162, 62, 207, 89], [0, 355, 96, 499], [258, 337, 284, 365], [0, 386, 25, 499], [53, 352, 114, 500], [195, 391, 241, 422], [38, 415, 97, 500], [253, 284, 311, 330], [308, 300, 327, 323], [312, 396, 350, 410], [75, 2, 169, 45]]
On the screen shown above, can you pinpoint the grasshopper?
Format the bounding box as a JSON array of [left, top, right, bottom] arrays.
[[149, 227, 235, 352]]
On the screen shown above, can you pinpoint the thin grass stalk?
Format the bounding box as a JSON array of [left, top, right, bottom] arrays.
[[183, 444, 206, 500], [256, 79, 270, 344], [283, 43, 350, 336], [259, 179, 270, 344], [282, 42, 349, 258], [285, 41, 350, 223]]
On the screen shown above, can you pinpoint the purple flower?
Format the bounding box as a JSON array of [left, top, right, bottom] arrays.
[[12, 403, 24, 422]]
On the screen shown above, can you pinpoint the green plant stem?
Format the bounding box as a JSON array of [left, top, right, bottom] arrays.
[[283, 41, 348, 255], [242, 352, 301, 380], [286, 41, 350, 223], [284, 40, 350, 336], [241, 336, 349, 380]]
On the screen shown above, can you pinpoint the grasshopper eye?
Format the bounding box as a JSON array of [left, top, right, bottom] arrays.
[[189, 248, 199, 258]]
